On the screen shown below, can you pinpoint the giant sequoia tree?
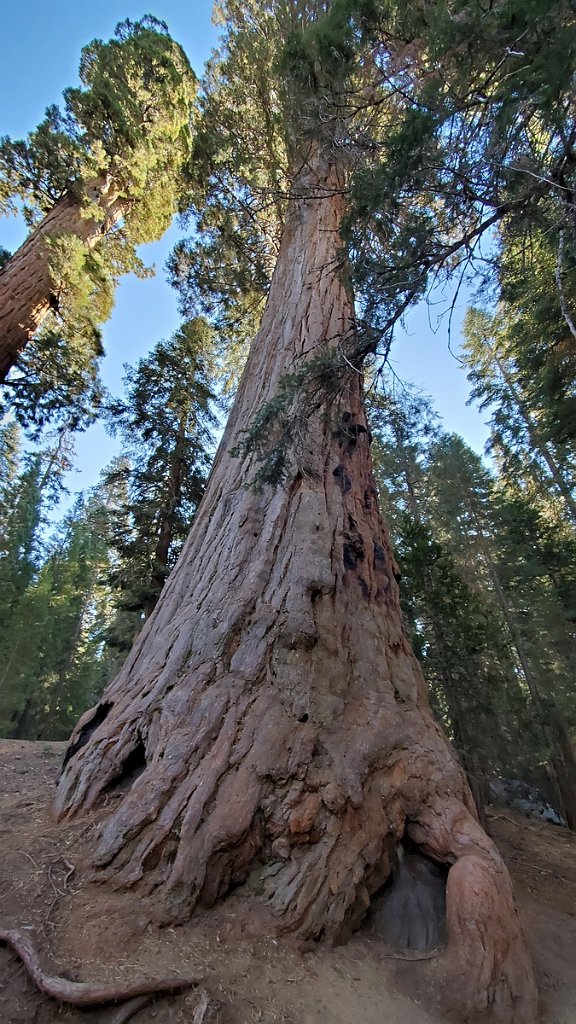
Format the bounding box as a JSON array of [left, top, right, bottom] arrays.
[[55, 3, 541, 1020], [0, 16, 195, 406]]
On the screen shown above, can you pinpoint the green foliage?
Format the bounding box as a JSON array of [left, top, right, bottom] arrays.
[[1, 0, 574, 792], [168, 0, 291, 387], [168, 0, 576, 401], [1, 17, 196, 229], [103, 319, 217, 633], [0, 233, 117, 434], [398, 513, 527, 776], [0, 447, 43, 625], [370, 386, 531, 778], [427, 432, 576, 804], [369, 383, 576, 801], [0, 426, 101, 739], [1, 16, 196, 432], [491, 486, 576, 713], [470, 228, 576, 456], [463, 305, 576, 524], [169, 0, 391, 384], [341, 0, 576, 350], [0, 495, 113, 740], [231, 346, 359, 491], [0, 325, 105, 437]]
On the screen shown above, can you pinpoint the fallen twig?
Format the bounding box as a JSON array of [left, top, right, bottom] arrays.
[[192, 988, 211, 1023], [488, 811, 549, 834], [0, 928, 201, 1006]]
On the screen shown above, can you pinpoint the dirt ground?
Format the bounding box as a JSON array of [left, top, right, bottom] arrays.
[[0, 740, 575, 1024]]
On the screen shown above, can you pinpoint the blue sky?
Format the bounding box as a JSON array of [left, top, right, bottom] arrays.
[[0, 1, 490, 506]]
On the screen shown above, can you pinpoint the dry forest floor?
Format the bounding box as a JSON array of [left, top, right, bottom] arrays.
[[0, 740, 575, 1024]]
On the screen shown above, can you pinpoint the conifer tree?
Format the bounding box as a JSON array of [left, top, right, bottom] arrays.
[[104, 319, 217, 629], [344, 0, 576, 350], [370, 390, 529, 799], [463, 307, 576, 523], [0, 437, 44, 645], [1, 495, 113, 740], [429, 434, 576, 827], [0, 426, 74, 733], [0, 17, 196, 428]]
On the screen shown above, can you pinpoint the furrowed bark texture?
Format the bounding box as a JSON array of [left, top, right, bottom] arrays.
[[0, 179, 124, 381], [56, 153, 538, 1023]]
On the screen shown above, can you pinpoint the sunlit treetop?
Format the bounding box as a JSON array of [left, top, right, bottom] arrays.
[[0, 16, 198, 434], [170, 0, 576, 384], [1, 15, 196, 240]]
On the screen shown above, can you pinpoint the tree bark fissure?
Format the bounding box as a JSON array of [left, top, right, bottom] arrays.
[[56, 151, 537, 1022], [0, 179, 126, 381]]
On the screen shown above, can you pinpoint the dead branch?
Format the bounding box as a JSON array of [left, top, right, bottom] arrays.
[[556, 227, 576, 343], [192, 988, 211, 1023], [487, 811, 549, 834]]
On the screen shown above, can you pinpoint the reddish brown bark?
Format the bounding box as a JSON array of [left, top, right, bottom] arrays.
[[55, 150, 538, 1022], [550, 717, 576, 830], [0, 178, 125, 381]]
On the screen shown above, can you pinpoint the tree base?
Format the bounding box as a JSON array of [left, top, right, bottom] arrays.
[[55, 691, 538, 1023]]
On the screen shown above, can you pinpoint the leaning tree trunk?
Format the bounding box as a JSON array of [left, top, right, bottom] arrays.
[[0, 177, 125, 381], [55, 150, 538, 1023]]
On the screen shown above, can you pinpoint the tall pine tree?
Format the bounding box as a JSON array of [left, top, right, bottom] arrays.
[[104, 318, 217, 629]]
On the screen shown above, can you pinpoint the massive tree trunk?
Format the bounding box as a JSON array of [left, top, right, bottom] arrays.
[[0, 178, 125, 381], [55, 150, 538, 1022]]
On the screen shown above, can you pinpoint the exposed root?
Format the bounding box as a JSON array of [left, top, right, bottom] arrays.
[[409, 798, 540, 1023], [0, 927, 200, 1006], [107, 995, 153, 1023]]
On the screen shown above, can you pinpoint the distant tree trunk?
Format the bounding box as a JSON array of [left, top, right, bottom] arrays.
[[419, 606, 491, 826], [396, 453, 489, 824], [471, 514, 576, 830], [10, 697, 34, 740], [56, 150, 537, 1023], [0, 178, 125, 382], [549, 716, 576, 829], [492, 347, 576, 523]]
